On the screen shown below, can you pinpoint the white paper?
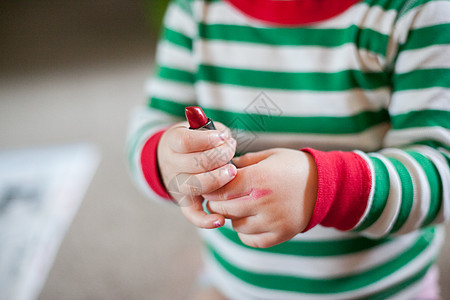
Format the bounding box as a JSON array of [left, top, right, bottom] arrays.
[[0, 144, 100, 300]]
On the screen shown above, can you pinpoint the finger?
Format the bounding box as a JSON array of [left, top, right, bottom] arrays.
[[212, 122, 232, 139], [172, 164, 237, 196], [174, 138, 236, 173], [206, 196, 256, 219], [232, 149, 274, 168], [203, 168, 253, 201], [167, 126, 228, 153], [231, 216, 267, 235], [237, 232, 278, 249], [181, 197, 225, 229]]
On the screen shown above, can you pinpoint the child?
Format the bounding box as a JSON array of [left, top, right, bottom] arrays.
[[127, 0, 450, 298]]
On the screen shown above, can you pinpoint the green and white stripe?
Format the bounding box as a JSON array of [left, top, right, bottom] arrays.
[[201, 225, 444, 299], [354, 144, 450, 240]]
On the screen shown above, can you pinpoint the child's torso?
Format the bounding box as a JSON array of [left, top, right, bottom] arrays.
[[189, 0, 400, 154]]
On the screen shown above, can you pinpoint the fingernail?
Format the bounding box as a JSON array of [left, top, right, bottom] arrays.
[[214, 220, 222, 228], [228, 165, 237, 177]]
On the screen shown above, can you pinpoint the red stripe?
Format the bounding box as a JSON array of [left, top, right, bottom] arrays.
[[225, 0, 361, 26], [302, 148, 371, 231], [140, 129, 173, 200]]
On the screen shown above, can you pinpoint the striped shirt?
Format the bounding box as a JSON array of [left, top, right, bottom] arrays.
[[127, 0, 450, 298]]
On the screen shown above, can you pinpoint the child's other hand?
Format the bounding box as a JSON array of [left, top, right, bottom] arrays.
[[157, 121, 237, 229], [205, 148, 318, 248]]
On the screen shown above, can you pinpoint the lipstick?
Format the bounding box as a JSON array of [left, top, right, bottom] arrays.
[[185, 106, 216, 130], [185, 106, 235, 165]]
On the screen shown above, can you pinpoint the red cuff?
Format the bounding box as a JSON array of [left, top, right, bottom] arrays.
[[140, 129, 173, 200], [302, 148, 371, 231]]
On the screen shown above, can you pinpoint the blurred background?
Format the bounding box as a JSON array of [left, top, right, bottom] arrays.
[[0, 1, 448, 299]]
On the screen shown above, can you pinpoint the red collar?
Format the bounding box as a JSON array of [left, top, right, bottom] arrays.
[[224, 0, 361, 26]]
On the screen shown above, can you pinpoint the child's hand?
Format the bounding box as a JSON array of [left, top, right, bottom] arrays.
[[157, 121, 237, 229], [205, 148, 318, 248]]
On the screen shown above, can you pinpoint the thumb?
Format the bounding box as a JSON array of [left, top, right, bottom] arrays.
[[232, 149, 274, 168]]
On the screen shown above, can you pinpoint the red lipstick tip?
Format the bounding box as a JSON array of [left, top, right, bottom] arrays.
[[185, 106, 209, 129]]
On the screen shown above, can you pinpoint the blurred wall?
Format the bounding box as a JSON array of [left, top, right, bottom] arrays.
[[0, 0, 162, 76]]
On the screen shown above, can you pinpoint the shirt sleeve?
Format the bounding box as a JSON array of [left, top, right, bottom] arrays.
[[126, 0, 198, 203], [303, 0, 450, 239]]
